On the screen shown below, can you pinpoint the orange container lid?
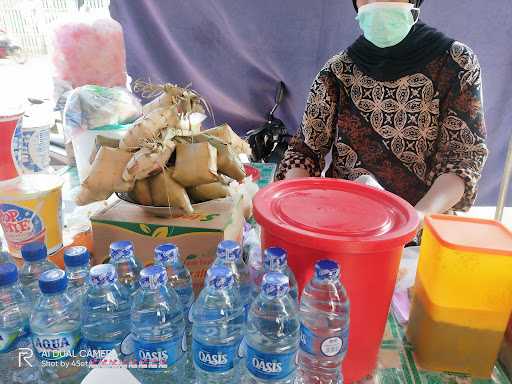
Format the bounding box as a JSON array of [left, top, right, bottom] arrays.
[[425, 214, 512, 256]]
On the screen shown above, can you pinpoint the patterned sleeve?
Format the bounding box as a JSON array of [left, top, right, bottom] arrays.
[[429, 42, 489, 211], [276, 64, 340, 179]]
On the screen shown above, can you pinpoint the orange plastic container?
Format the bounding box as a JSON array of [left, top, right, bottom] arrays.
[[407, 215, 512, 378]]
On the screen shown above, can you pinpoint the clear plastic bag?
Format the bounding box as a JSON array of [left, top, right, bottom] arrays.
[[63, 85, 141, 139], [63, 85, 141, 182]]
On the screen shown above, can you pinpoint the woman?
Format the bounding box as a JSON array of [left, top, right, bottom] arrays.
[[277, 0, 488, 220]]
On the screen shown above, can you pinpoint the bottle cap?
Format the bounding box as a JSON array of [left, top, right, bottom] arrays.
[[216, 240, 241, 262], [90, 264, 117, 287], [64, 246, 90, 267], [109, 241, 134, 261], [139, 265, 167, 290], [154, 243, 179, 263], [39, 269, 67, 294], [0, 263, 18, 287], [315, 260, 340, 281], [261, 272, 289, 298], [206, 266, 234, 290], [21, 242, 47, 262], [0, 251, 14, 263], [264, 247, 288, 271]]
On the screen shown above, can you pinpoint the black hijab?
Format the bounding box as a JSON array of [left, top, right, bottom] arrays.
[[347, 19, 454, 82], [352, 0, 424, 11]]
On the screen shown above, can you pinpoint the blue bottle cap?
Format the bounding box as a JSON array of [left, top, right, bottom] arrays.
[[0, 263, 18, 287], [39, 269, 67, 294], [90, 264, 117, 287], [109, 241, 134, 261], [261, 272, 289, 298], [315, 260, 340, 281], [206, 266, 235, 290], [264, 247, 288, 270], [64, 246, 90, 267], [139, 265, 167, 290], [154, 243, 179, 263], [0, 251, 14, 262], [216, 240, 241, 262], [21, 242, 47, 262]]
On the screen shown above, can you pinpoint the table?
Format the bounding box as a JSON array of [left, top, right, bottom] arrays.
[[50, 166, 512, 383]]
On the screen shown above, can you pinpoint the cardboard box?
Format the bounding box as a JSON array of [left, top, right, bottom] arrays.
[[91, 197, 244, 295]]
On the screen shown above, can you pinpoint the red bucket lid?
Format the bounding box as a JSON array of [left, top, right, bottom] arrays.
[[253, 178, 419, 253]]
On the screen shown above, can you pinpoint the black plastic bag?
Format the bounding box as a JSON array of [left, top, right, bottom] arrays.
[[246, 82, 292, 163]]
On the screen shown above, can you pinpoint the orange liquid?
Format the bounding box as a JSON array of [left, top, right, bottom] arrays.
[[407, 280, 505, 378]]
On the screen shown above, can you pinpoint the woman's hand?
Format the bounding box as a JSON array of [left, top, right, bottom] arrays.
[[414, 173, 465, 226], [284, 168, 310, 179]]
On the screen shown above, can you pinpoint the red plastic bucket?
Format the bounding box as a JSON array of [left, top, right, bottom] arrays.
[[253, 178, 419, 382]]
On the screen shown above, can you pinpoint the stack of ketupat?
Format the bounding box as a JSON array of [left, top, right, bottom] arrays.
[[75, 81, 251, 214]]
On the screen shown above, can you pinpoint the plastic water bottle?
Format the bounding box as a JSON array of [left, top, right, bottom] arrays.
[[214, 240, 252, 316], [0, 263, 40, 384], [154, 243, 195, 378], [109, 240, 143, 297], [64, 246, 90, 302], [131, 265, 186, 383], [245, 272, 300, 384], [262, 247, 298, 303], [19, 242, 57, 303], [244, 226, 264, 298], [81, 264, 131, 367], [190, 266, 245, 384], [154, 243, 194, 338], [0, 250, 15, 264], [297, 260, 350, 384], [30, 269, 85, 383]]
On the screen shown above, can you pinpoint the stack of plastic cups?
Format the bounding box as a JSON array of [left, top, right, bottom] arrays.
[[0, 93, 24, 181]]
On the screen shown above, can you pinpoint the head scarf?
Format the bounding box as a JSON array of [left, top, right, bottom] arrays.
[[352, 0, 424, 11]]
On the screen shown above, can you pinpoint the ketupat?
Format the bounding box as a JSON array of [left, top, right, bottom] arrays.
[[141, 84, 187, 115], [135, 80, 206, 116], [203, 123, 251, 156], [215, 144, 245, 181], [129, 179, 153, 206], [178, 89, 206, 115], [149, 168, 194, 214], [76, 147, 134, 205], [76, 80, 253, 212], [122, 141, 176, 182], [186, 134, 246, 182], [119, 107, 179, 151], [75, 187, 112, 206], [142, 91, 174, 116], [172, 142, 218, 187], [89, 134, 121, 164], [188, 182, 231, 203]]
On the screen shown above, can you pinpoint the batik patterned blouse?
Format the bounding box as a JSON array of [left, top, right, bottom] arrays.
[[276, 42, 488, 211]]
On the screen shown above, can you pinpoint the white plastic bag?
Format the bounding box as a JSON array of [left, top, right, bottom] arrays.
[[354, 174, 385, 190]]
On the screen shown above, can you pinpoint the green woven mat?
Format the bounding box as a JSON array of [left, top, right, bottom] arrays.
[[367, 313, 511, 384]]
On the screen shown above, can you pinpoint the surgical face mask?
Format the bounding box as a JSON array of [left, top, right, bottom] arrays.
[[356, 2, 420, 48]]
